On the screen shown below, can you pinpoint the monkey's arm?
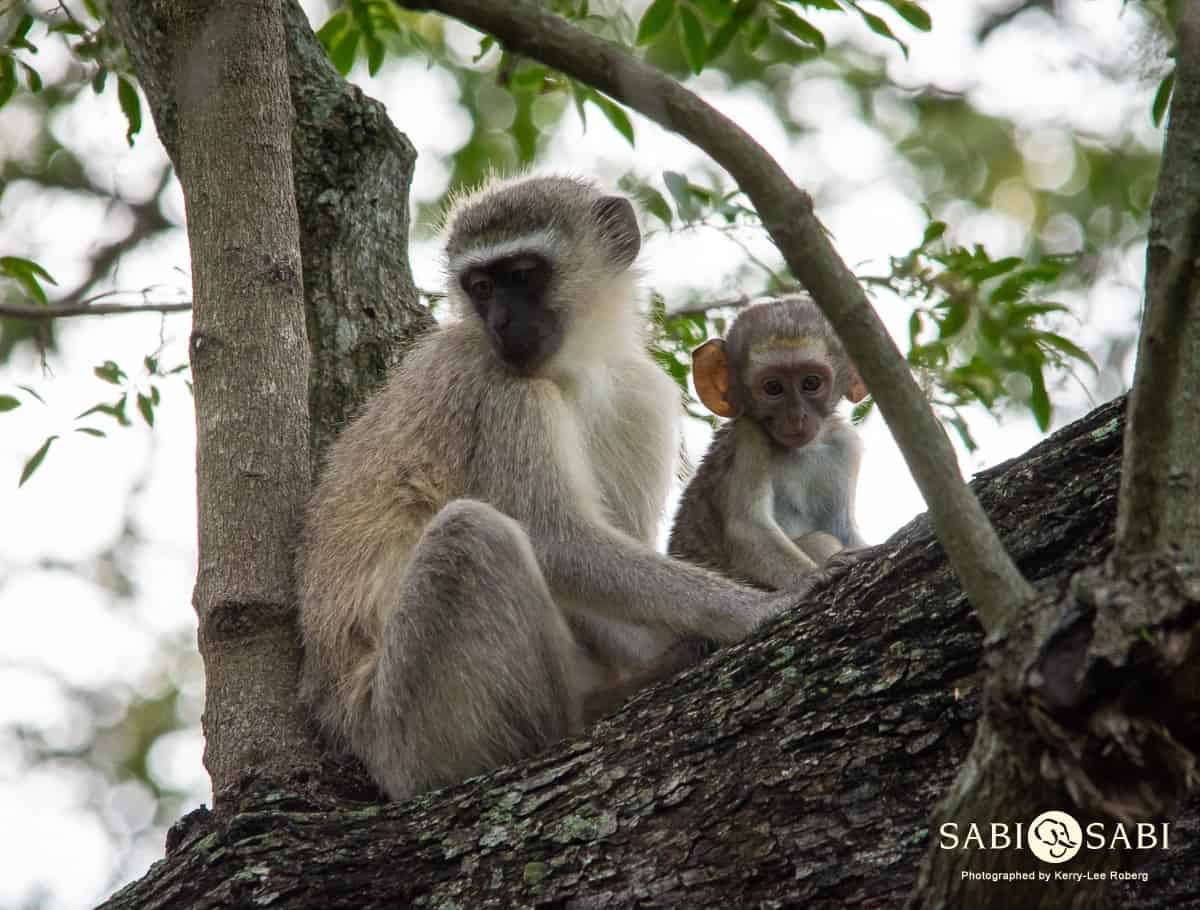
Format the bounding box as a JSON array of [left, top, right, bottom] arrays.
[[469, 386, 791, 643], [720, 424, 826, 589]]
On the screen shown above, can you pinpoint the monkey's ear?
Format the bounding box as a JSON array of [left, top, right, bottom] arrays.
[[692, 339, 739, 418], [592, 195, 641, 267], [845, 362, 868, 403]]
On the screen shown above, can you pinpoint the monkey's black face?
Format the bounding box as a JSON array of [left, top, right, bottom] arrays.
[[742, 358, 835, 450], [461, 254, 563, 373]]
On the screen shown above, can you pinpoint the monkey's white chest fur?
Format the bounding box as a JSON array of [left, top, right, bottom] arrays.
[[770, 422, 861, 546], [555, 353, 682, 678], [558, 354, 679, 544]]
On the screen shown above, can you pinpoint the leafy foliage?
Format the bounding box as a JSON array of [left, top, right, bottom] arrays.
[[863, 215, 1094, 449], [0, 1, 143, 145], [9, 354, 189, 485], [0, 256, 57, 306], [634, 0, 931, 67]]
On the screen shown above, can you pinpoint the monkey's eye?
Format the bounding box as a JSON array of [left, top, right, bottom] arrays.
[[762, 378, 785, 397], [509, 263, 536, 285], [463, 274, 494, 300], [801, 375, 822, 393]]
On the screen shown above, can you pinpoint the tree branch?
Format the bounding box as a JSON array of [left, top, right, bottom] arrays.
[[397, 0, 1032, 631], [1116, 5, 1200, 565], [0, 301, 191, 319]]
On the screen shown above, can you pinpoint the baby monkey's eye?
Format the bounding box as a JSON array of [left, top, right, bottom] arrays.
[[801, 375, 822, 392], [762, 378, 784, 397]]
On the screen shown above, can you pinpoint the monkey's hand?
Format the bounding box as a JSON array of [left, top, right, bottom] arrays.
[[821, 542, 889, 581]]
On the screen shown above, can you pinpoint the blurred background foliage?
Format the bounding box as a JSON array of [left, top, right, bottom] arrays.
[[0, 0, 1173, 906]]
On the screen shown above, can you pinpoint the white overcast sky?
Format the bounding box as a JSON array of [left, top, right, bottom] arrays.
[[0, 1, 1161, 907]]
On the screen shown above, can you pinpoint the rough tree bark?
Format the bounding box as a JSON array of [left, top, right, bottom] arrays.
[[114, 0, 430, 473], [113, 0, 430, 802], [111, 0, 320, 796], [100, 396, 1199, 909]]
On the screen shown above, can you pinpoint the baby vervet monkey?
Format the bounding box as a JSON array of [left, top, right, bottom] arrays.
[[297, 176, 803, 800], [668, 295, 870, 590]]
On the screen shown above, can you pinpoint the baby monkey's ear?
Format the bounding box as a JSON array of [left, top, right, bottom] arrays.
[[692, 339, 739, 418], [845, 360, 868, 403]]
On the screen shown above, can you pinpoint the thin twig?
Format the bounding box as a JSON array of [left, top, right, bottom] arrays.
[[0, 300, 192, 319]]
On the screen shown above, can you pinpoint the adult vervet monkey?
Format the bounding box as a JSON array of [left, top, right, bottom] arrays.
[[669, 296, 870, 590], [298, 176, 798, 799]]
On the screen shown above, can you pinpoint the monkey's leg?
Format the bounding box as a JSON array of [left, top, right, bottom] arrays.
[[369, 499, 582, 799], [793, 530, 844, 567]]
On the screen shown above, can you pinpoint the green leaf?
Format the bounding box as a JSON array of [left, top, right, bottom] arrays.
[[94, 360, 126, 385], [137, 392, 155, 427], [746, 14, 770, 51], [707, 0, 760, 60], [48, 20, 89, 36], [9, 14, 35, 49], [922, 220, 947, 245], [150, 384, 161, 405], [639, 187, 674, 226], [117, 76, 142, 145], [75, 426, 106, 438], [19, 435, 58, 487], [18, 61, 41, 93], [77, 397, 132, 426], [1005, 301, 1070, 324], [591, 93, 635, 145], [330, 28, 360, 76], [473, 34, 496, 63], [91, 67, 107, 94], [0, 394, 20, 412], [316, 10, 350, 50], [144, 354, 159, 374], [773, 5, 826, 52], [858, 9, 907, 56], [16, 384, 45, 404], [850, 396, 874, 424], [663, 170, 697, 221], [886, 0, 931, 31], [1027, 366, 1050, 430], [945, 413, 978, 453], [1039, 332, 1096, 369], [1152, 70, 1175, 127], [938, 298, 969, 336], [365, 34, 385, 75], [0, 256, 57, 306], [637, 0, 676, 45], [679, 6, 707, 74], [907, 310, 921, 344], [970, 256, 1022, 282], [0, 56, 15, 109]]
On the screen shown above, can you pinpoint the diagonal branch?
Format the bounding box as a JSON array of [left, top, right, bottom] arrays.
[[397, 0, 1033, 631]]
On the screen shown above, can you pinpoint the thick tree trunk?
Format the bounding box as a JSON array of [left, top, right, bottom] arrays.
[[117, 0, 428, 470], [112, 0, 320, 797], [101, 396, 1198, 909], [112, 0, 428, 801]]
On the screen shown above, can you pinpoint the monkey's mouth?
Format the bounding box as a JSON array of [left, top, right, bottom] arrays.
[[770, 427, 818, 449]]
